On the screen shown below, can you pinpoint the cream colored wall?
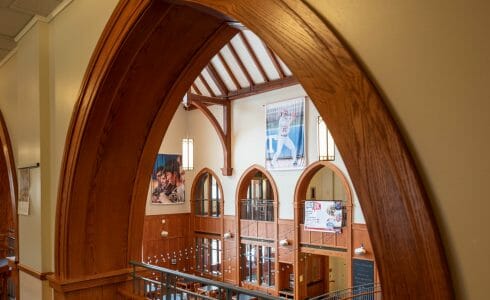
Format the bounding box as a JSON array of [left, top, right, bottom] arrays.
[[184, 84, 363, 221], [306, 0, 490, 298], [145, 105, 189, 215], [0, 0, 487, 298], [0, 0, 118, 298]]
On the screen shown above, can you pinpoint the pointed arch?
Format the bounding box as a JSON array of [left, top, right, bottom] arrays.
[[0, 110, 18, 297], [52, 0, 452, 298], [293, 161, 353, 299]]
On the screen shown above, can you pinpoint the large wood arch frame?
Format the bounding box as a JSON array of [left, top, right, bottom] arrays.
[[0, 110, 18, 297], [51, 0, 453, 299]]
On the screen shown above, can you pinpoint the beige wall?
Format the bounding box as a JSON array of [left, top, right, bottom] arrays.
[[0, 0, 118, 298], [306, 0, 490, 298], [0, 0, 488, 299]]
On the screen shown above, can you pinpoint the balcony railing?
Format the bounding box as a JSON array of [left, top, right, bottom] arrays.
[[309, 283, 382, 300], [130, 261, 279, 300]]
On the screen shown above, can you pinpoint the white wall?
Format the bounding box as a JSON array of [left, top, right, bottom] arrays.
[[181, 84, 364, 221]]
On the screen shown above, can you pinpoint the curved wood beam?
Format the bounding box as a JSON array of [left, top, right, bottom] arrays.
[[190, 99, 232, 176], [53, 0, 452, 298], [181, 0, 453, 298], [0, 110, 19, 297]]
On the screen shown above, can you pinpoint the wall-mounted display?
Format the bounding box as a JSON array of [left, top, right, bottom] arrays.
[[304, 200, 343, 233], [17, 168, 30, 215], [265, 97, 306, 170], [151, 154, 185, 204]]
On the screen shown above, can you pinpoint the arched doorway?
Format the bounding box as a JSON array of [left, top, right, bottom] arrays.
[[294, 161, 353, 299], [235, 165, 279, 294], [0, 110, 18, 299], [51, 0, 453, 299]]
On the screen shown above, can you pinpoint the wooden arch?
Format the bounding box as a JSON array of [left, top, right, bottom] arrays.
[[190, 167, 225, 217], [0, 110, 18, 297], [293, 161, 353, 299], [52, 0, 453, 299]]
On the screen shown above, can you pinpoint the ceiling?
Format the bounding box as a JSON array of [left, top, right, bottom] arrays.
[[0, 0, 62, 62], [1, 1, 297, 101], [187, 28, 297, 106]]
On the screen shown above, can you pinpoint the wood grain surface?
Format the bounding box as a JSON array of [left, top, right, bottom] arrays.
[[52, 0, 453, 299]]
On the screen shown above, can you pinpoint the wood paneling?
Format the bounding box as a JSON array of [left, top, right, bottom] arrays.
[[142, 214, 192, 272], [278, 220, 294, 263], [194, 216, 221, 234], [53, 0, 452, 298], [352, 223, 375, 261], [223, 216, 236, 284]]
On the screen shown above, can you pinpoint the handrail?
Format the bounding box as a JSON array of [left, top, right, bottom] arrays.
[[309, 282, 382, 300], [130, 261, 279, 300]]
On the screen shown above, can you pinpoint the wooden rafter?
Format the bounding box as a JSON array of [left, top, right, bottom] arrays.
[[239, 31, 269, 82], [198, 74, 216, 97], [263, 42, 285, 79], [273, 52, 289, 77], [207, 64, 228, 96], [228, 42, 253, 86], [191, 99, 232, 176], [217, 52, 241, 90], [228, 76, 298, 100], [188, 93, 226, 105], [191, 83, 203, 95]]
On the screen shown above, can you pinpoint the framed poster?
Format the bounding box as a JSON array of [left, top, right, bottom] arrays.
[[265, 97, 306, 170], [18, 168, 30, 215], [304, 200, 343, 233], [151, 154, 185, 204]]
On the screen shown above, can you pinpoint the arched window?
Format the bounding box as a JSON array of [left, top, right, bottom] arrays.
[[240, 171, 274, 221], [193, 170, 222, 217]]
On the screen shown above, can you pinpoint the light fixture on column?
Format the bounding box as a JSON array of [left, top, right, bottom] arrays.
[[279, 239, 289, 246], [318, 116, 335, 161], [182, 138, 194, 171]]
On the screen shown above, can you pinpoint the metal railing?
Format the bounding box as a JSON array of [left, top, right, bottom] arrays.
[[309, 283, 382, 300], [130, 261, 279, 300]]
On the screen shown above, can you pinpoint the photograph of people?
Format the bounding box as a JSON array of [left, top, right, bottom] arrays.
[[265, 97, 305, 170], [151, 154, 185, 204]]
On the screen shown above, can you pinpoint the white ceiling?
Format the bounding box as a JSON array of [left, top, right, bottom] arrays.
[[0, 0, 61, 62]]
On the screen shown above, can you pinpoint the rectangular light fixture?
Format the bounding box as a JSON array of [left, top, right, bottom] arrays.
[[318, 116, 335, 161], [182, 138, 194, 170]]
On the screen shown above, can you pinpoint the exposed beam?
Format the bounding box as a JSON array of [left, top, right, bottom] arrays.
[[217, 52, 241, 90], [263, 42, 285, 79], [191, 83, 203, 95], [228, 42, 253, 86], [227, 76, 299, 100], [207, 64, 228, 96], [191, 100, 232, 176], [198, 73, 216, 97], [239, 31, 269, 82], [273, 52, 289, 77], [188, 93, 227, 105]]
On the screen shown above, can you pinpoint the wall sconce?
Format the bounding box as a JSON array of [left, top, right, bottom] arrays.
[[182, 138, 194, 171], [160, 230, 169, 238], [354, 244, 367, 255], [223, 231, 233, 239], [279, 239, 289, 246], [318, 116, 335, 161]]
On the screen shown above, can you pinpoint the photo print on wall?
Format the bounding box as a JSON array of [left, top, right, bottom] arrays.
[[265, 97, 306, 170], [151, 154, 185, 204]]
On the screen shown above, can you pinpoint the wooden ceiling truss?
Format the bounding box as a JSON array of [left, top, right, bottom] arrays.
[[187, 28, 297, 176]]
